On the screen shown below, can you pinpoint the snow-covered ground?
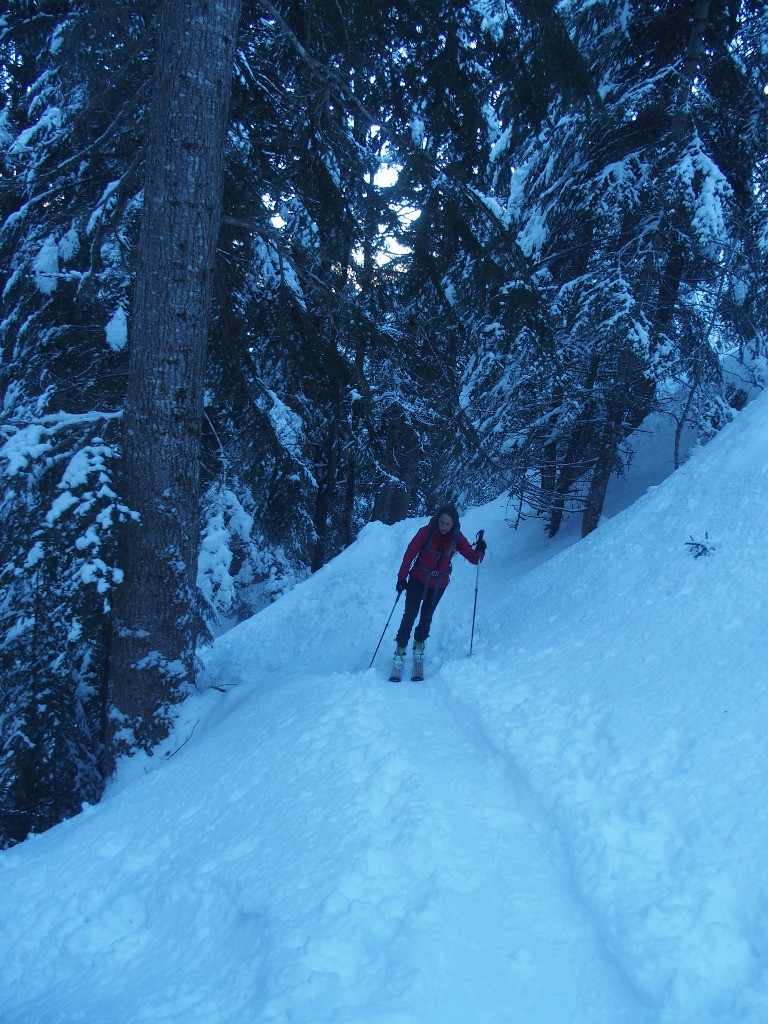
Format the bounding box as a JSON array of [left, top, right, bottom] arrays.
[[3, 396, 768, 1024]]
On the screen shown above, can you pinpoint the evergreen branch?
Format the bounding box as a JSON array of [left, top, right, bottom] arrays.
[[254, 0, 523, 241]]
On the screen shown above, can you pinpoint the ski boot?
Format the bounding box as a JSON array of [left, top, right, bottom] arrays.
[[411, 641, 425, 681], [389, 645, 406, 682]]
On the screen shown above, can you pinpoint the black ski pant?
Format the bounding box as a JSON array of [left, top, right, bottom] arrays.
[[395, 577, 445, 647]]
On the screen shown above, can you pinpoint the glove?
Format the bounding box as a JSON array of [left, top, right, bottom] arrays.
[[476, 538, 487, 555], [396, 578, 407, 595]]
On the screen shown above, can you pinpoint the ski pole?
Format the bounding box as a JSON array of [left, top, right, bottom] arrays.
[[469, 529, 484, 655], [368, 590, 403, 668]]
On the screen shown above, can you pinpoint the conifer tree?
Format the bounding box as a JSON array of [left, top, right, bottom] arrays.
[[461, 0, 768, 536], [0, 1, 151, 844]]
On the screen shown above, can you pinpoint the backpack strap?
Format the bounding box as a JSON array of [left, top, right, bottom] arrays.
[[410, 523, 434, 574], [412, 522, 458, 580]]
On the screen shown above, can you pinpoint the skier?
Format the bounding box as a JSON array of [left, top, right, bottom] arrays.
[[391, 503, 486, 681]]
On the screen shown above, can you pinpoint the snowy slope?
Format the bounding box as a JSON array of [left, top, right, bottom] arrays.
[[2, 396, 768, 1024]]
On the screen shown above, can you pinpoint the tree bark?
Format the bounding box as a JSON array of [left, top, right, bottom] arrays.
[[109, 0, 242, 757], [311, 426, 338, 573], [581, 351, 654, 537], [546, 356, 601, 538]]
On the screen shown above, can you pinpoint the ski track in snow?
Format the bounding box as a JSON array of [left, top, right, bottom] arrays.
[[258, 669, 649, 1024]]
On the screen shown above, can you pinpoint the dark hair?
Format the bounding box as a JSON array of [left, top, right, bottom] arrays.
[[435, 503, 460, 532]]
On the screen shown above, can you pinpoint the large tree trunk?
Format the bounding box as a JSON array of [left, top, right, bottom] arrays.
[[108, 0, 241, 758]]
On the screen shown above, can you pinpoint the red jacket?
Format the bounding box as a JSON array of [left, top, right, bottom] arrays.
[[398, 521, 483, 590]]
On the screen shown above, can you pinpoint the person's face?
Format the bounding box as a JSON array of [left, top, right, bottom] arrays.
[[438, 513, 454, 535]]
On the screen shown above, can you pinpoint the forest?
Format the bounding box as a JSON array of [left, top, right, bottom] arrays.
[[1, 0, 766, 847]]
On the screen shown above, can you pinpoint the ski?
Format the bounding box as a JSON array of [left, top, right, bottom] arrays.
[[389, 669, 402, 683]]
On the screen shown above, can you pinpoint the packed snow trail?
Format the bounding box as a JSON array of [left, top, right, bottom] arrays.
[[253, 668, 653, 1024]]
